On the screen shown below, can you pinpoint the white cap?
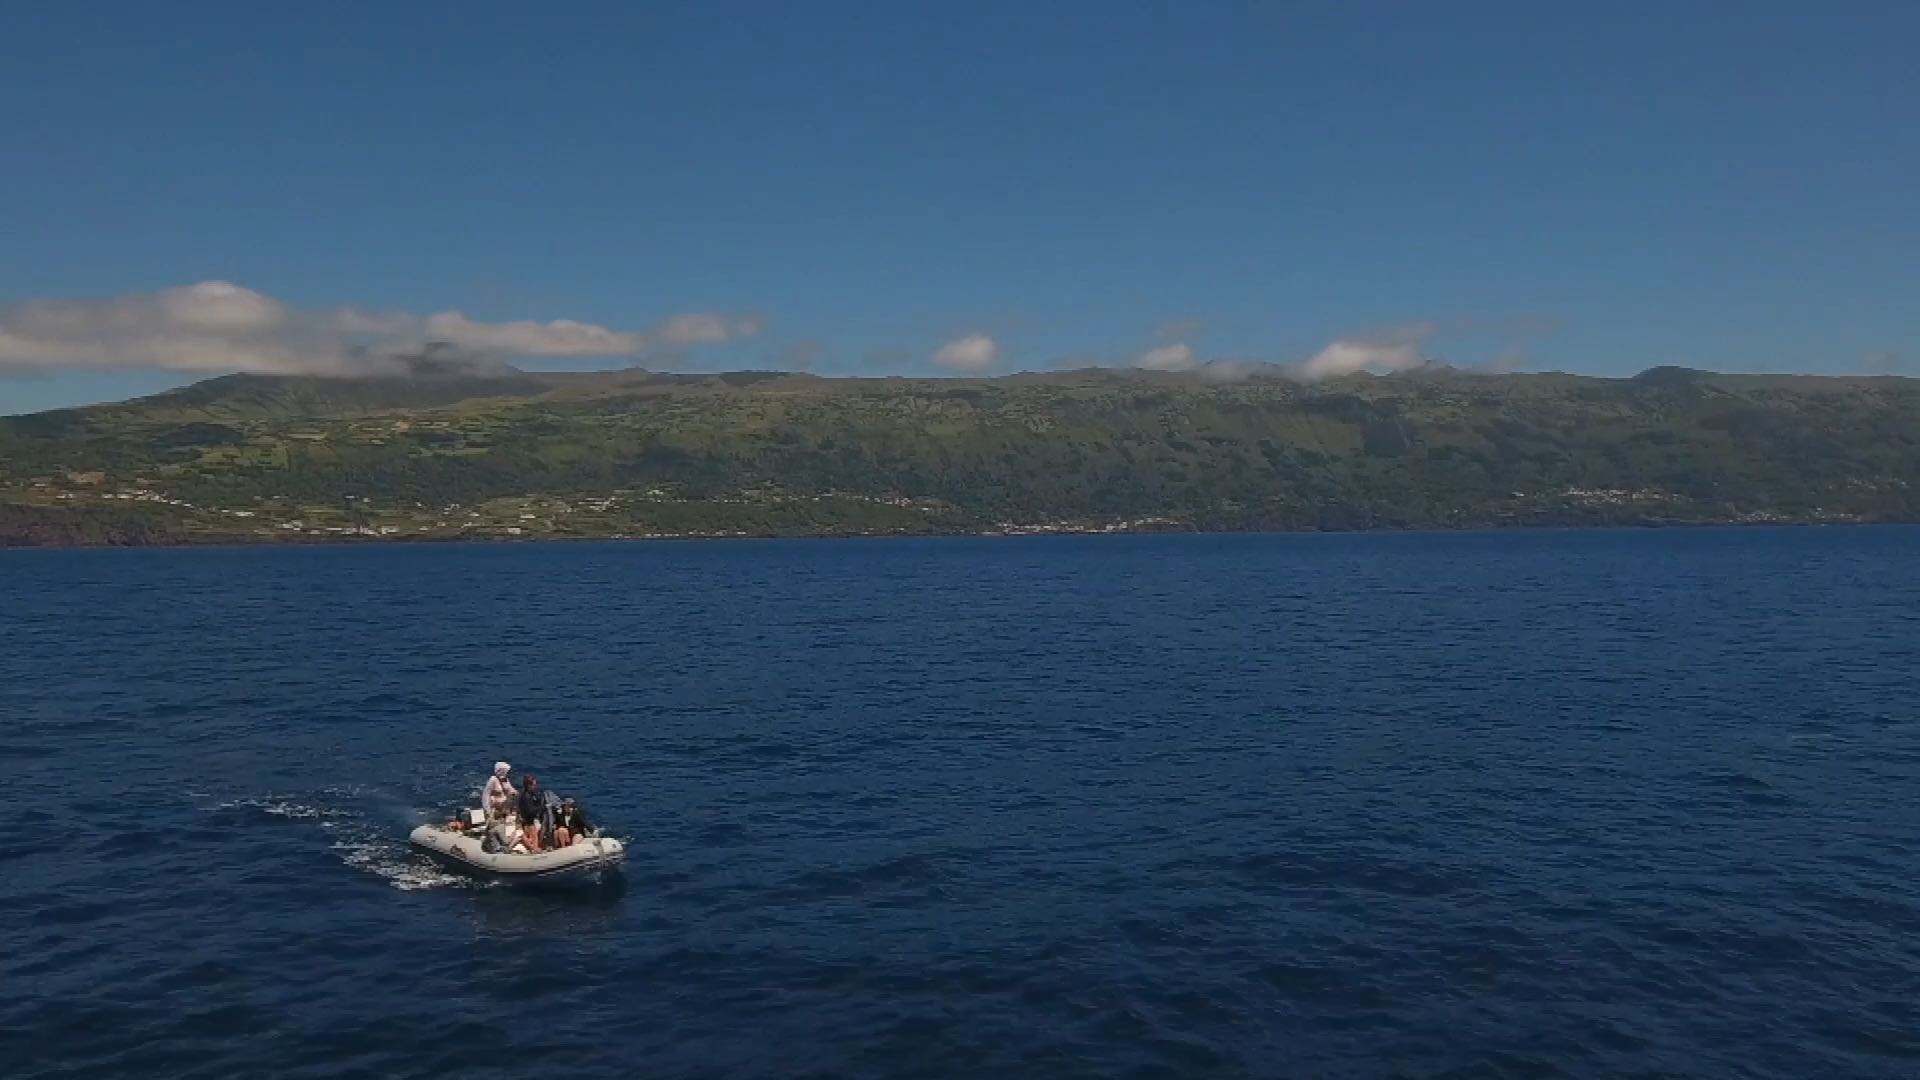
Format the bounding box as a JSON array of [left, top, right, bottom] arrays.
[[493, 761, 511, 776]]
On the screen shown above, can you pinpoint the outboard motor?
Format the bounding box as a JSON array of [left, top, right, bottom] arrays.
[[540, 789, 562, 848]]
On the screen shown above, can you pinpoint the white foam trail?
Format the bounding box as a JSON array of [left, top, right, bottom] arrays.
[[333, 838, 467, 892], [220, 795, 339, 821], [220, 792, 467, 891]]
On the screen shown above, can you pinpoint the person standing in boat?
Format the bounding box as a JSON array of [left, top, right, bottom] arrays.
[[483, 761, 517, 823], [517, 774, 549, 852]]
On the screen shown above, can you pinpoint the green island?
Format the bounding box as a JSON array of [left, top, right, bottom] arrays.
[[1, 364, 1915, 547]]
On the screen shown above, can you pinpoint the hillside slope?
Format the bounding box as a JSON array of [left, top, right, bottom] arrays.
[[2, 367, 1915, 545]]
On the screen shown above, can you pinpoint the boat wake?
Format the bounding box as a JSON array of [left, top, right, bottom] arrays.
[[334, 836, 468, 892], [216, 792, 469, 892]]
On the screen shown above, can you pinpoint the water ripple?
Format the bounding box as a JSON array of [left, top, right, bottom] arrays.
[[6, 529, 1920, 1079]]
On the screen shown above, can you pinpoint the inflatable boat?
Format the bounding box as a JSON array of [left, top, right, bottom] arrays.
[[409, 817, 625, 887]]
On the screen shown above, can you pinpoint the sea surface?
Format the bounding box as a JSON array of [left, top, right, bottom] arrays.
[[6, 528, 1920, 1079]]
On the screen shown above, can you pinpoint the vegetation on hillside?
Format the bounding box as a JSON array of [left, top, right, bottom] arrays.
[[1, 366, 1915, 545]]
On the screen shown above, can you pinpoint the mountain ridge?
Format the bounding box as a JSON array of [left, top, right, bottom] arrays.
[[2, 366, 1915, 546]]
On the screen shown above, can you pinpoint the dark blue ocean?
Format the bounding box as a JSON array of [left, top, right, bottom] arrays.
[[6, 529, 1920, 1079]]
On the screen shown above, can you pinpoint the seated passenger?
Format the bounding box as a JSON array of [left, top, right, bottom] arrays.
[[484, 819, 524, 854], [555, 797, 592, 847]]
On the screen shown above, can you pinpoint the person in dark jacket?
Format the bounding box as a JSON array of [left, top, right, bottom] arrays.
[[555, 796, 593, 847], [516, 774, 547, 852]]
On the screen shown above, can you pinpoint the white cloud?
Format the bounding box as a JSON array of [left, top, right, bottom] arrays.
[[1299, 321, 1436, 381], [1135, 342, 1196, 371], [419, 311, 648, 356], [1300, 340, 1423, 379], [0, 281, 762, 377], [932, 333, 998, 372], [158, 281, 289, 330]]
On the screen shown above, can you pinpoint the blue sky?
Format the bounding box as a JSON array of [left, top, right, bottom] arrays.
[[2, 2, 1915, 412]]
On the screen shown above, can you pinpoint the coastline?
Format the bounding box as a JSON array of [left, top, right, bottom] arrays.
[[3, 513, 1910, 552]]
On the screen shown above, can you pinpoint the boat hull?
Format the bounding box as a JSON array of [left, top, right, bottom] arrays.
[[408, 824, 624, 888]]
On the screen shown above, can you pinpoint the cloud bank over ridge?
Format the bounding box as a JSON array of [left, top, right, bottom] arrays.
[[0, 281, 761, 377], [1, 282, 1572, 386], [1129, 318, 1561, 383]]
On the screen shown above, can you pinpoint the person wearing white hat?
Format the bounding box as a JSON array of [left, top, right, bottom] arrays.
[[482, 761, 517, 823]]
